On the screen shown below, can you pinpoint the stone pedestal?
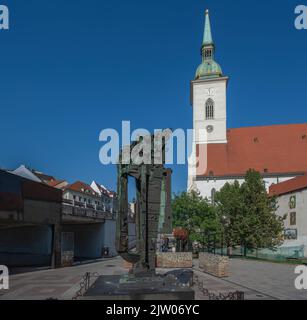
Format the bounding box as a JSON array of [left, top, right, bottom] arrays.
[[83, 274, 195, 300], [156, 252, 193, 268], [198, 252, 229, 278]]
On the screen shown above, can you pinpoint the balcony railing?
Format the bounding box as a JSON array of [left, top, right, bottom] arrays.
[[62, 201, 116, 221]]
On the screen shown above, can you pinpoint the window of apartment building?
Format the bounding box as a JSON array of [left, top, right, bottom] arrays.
[[290, 212, 296, 226], [79, 197, 82, 201], [73, 195, 76, 200]]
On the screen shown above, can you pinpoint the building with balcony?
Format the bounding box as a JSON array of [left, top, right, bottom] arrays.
[[63, 181, 103, 211], [91, 181, 118, 214], [4, 167, 119, 265]]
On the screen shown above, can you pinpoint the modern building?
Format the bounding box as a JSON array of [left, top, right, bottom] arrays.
[[7, 166, 119, 263], [0, 169, 62, 268], [188, 10, 307, 200], [270, 175, 307, 255]]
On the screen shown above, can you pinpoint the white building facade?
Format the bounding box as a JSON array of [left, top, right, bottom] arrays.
[[63, 181, 102, 210], [270, 176, 307, 256], [91, 181, 117, 213]]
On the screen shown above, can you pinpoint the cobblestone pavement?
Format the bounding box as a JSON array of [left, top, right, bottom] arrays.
[[191, 259, 274, 300], [0, 257, 306, 300], [227, 258, 307, 300], [193, 258, 307, 300], [0, 257, 127, 300]]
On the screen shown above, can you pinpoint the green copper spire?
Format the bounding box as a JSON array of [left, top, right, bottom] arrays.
[[195, 9, 223, 80], [203, 9, 213, 45]]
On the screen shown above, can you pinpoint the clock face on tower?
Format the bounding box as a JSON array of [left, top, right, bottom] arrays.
[[206, 125, 214, 133]]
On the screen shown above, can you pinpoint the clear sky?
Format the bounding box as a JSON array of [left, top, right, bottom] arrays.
[[1, 0, 307, 194]]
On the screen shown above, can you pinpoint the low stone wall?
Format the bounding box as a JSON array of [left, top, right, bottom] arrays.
[[156, 252, 193, 268], [198, 252, 229, 278]]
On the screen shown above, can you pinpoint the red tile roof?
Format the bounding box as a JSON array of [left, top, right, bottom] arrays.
[[269, 175, 307, 196], [93, 181, 111, 196], [109, 191, 117, 197], [64, 181, 99, 197], [32, 171, 55, 182], [196, 123, 307, 177], [47, 179, 65, 187]]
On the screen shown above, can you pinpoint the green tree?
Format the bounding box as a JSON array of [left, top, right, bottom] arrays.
[[215, 180, 244, 249], [215, 170, 285, 253], [240, 170, 284, 249], [172, 190, 220, 244]]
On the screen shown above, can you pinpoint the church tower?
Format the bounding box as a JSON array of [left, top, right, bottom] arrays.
[[191, 10, 228, 144]]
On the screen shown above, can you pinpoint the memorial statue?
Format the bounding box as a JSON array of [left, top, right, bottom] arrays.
[[84, 132, 194, 299], [116, 133, 172, 276]]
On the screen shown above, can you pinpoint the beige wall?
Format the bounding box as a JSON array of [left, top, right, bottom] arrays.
[[275, 189, 307, 248]]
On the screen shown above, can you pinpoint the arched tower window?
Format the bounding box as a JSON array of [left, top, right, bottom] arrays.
[[204, 48, 212, 59], [205, 98, 214, 120]]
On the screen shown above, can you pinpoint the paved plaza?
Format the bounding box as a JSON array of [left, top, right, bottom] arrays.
[[0, 257, 127, 300], [228, 258, 307, 300], [0, 257, 306, 300]]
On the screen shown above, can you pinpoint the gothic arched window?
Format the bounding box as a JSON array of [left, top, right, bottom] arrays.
[[205, 98, 214, 120]]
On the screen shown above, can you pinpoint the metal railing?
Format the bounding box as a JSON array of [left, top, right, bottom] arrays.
[[193, 274, 244, 300], [62, 203, 116, 220]]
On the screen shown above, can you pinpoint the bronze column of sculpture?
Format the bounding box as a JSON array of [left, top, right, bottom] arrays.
[[116, 135, 172, 276]]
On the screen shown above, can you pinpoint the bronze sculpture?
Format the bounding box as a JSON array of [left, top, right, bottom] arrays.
[[84, 133, 194, 299], [116, 134, 172, 276]]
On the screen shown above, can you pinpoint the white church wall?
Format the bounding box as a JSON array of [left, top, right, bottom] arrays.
[[194, 175, 296, 201]]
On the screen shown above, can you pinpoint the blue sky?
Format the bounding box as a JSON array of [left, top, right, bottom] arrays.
[[0, 0, 307, 193]]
